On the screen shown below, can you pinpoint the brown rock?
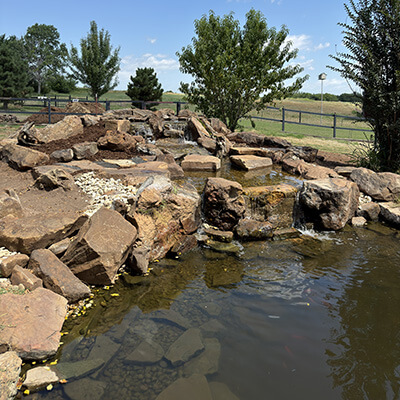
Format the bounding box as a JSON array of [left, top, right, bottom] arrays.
[[235, 219, 274, 240], [0, 351, 22, 400], [33, 167, 77, 191], [61, 208, 137, 285], [50, 148, 74, 162], [351, 216, 367, 227], [104, 119, 131, 133], [203, 228, 234, 243], [29, 249, 91, 303], [282, 158, 340, 180], [0, 213, 87, 254], [1, 143, 50, 171], [97, 130, 144, 151], [203, 178, 245, 231], [188, 117, 212, 141], [298, 178, 360, 230], [181, 154, 221, 171], [72, 142, 98, 160], [243, 184, 298, 229], [34, 115, 83, 143], [230, 155, 273, 171], [0, 189, 23, 219], [0, 254, 29, 277], [357, 202, 380, 221], [210, 118, 230, 135], [10, 266, 43, 291], [379, 201, 400, 228], [0, 287, 68, 359]]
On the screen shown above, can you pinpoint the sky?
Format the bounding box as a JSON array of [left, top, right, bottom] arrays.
[[1, 0, 354, 95]]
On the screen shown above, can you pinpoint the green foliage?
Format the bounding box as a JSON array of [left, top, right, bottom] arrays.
[[49, 74, 77, 93], [69, 21, 121, 99], [126, 67, 163, 107], [329, 0, 400, 172], [0, 35, 31, 98], [349, 133, 381, 170], [24, 24, 67, 95], [177, 9, 308, 131]]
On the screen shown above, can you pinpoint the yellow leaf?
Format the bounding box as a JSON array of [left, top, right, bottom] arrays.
[[46, 384, 53, 391], [50, 360, 58, 365], [24, 389, 30, 395], [110, 293, 119, 297], [59, 379, 68, 384]]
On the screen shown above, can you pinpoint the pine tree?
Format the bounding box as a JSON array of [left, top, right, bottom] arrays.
[[0, 35, 31, 99], [126, 67, 163, 108], [330, 0, 400, 172], [69, 21, 120, 99]]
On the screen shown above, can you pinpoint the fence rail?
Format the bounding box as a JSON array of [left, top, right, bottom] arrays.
[[0, 96, 373, 140]]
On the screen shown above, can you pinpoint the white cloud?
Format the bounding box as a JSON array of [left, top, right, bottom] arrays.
[[285, 34, 312, 51], [147, 38, 157, 44], [314, 42, 330, 51]]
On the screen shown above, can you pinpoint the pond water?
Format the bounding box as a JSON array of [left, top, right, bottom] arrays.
[[32, 162, 400, 400]]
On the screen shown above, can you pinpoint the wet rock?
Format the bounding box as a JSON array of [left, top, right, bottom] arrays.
[[200, 319, 225, 333], [87, 335, 120, 367], [209, 382, 240, 400], [151, 309, 191, 330], [183, 338, 221, 377], [0, 351, 22, 400], [61, 208, 137, 285], [169, 234, 198, 257], [273, 227, 301, 240], [298, 178, 360, 230], [205, 240, 242, 254], [33, 167, 77, 191], [0, 189, 23, 219], [379, 202, 400, 228], [156, 374, 212, 400], [0, 253, 29, 277], [23, 366, 59, 390], [29, 249, 91, 303], [0, 213, 87, 254], [350, 168, 400, 201], [63, 377, 106, 400], [10, 265, 43, 291], [0, 287, 67, 359], [72, 142, 98, 160], [235, 219, 274, 240], [203, 177, 246, 231], [126, 340, 165, 364], [203, 228, 233, 243], [352, 216, 367, 227], [181, 154, 221, 171], [165, 328, 204, 366], [198, 302, 222, 317], [230, 155, 273, 171], [243, 184, 298, 229], [1, 143, 50, 171], [356, 202, 380, 221], [50, 148, 74, 162], [54, 358, 105, 380]]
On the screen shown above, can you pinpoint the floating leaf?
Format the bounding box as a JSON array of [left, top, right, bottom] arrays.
[[46, 384, 53, 391], [110, 293, 119, 297], [24, 389, 30, 395]]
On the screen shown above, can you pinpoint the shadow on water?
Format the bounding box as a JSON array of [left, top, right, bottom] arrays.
[[33, 223, 400, 400]]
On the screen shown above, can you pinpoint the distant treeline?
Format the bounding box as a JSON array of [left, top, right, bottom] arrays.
[[292, 92, 361, 103]]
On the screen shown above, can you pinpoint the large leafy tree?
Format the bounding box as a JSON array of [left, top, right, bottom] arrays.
[[177, 9, 307, 131], [24, 24, 67, 94], [0, 35, 31, 98], [69, 21, 120, 99], [329, 0, 400, 172], [126, 67, 163, 106]]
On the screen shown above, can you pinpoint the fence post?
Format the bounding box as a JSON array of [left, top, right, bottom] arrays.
[[333, 113, 337, 138], [282, 107, 285, 131], [48, 98, 51, 124], [299, 111, 302, 124], [141, 101, 146, 110], [176, 102, 181, 115], [106, 101, 110, 111]]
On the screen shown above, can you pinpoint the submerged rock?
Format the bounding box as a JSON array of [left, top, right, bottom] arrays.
[[156, 374, 212, 400]]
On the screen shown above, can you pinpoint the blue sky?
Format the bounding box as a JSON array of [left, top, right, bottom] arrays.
[[1, 0, 353, 94]]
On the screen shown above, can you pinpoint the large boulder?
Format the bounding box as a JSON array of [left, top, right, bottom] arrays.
[[298, 178, 360, 230], [1, 143, 49, 171], [127, 177, 201, 272], [350, 167, 400, 201], [188, 117, 213, 141], [61, 208, 137, 285], [29, 249, 91, 303], [0, 351, 22, 400], [379, 202, 400, 227], [97, 130, 144, 152], [0, 213, 87, 254], [230, 155, 273, 171], [203, 178, 246, 231], [243, 184, 298, 229], [32, 115, 83, 144], [0, 288, 67, 360]]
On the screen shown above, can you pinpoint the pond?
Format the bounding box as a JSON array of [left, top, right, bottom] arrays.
[[31, 160, 400, 400]]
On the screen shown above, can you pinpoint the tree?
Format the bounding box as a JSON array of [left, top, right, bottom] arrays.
[[329, 0, 400, 172], [24, 24, 67, 95], [126, 67, 163, 107], [69, 21, 120, 99], [177, 9, 308, 131], [0, 35, 31, 98]]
